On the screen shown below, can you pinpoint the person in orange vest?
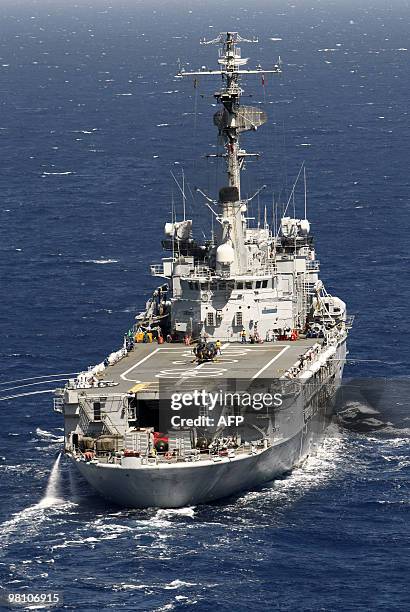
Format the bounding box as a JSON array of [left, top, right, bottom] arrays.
[[215, 339, 222, 355], [241, 328, 247, 343]]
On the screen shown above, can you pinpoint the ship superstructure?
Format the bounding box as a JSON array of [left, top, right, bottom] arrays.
[[147, 32, 345, 343], [55, 33, 351, 508]]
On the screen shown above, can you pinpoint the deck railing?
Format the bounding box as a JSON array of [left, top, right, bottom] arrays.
[[79, 441, 269, 465]]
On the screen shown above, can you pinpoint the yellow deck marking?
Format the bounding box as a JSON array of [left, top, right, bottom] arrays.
[[128, 382, 157, 393]]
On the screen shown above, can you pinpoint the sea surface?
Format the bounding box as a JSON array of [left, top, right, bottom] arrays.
[[0, 1, 409, 610]]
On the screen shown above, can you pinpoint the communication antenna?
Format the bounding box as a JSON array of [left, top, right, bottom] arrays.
[[182, 168, 186, 221], [171, 191, 175, 260], [304, 166, 307, 220], [170, 170, 188, 218]]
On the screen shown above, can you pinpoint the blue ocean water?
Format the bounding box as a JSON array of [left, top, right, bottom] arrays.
[[0, 1, 409, 610]]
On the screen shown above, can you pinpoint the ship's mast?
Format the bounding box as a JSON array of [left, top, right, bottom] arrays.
[[178, 33, 281, 275], [211, 31, 247, 196], [179, 32, 281, 195]]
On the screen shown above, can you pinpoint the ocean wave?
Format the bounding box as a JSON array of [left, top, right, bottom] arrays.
[[41, 171, 73, 176], [80, 259, 119, 264], [51, 530, 137, 551], [111, 579, 199, 594], [93, 522, 134, 535], [35, 427, 63, 442], [377, 499, 410, 506], [366, 434, 410, 446], [164, 580, 197, 590], [155, 507, 196, 519], [112, 583, 152, 591]]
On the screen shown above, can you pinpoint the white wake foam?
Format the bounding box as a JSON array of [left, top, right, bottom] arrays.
[[0, 454, 70, 547], [238, 427, 347, 507], [36, 428, 63, 443], [155, 507, 196, 519]]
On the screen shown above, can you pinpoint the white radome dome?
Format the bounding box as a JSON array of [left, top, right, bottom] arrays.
[[299, 219, 310, 234], [216, 241, 235, 265]]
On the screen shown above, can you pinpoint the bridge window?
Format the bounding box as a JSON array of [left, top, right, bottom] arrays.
[[245, 281, 253, 290], [236, 281, 243, 290], [256, 280, 262, 289], [262, 279, 268, 288], [235, 312, 243, 327]]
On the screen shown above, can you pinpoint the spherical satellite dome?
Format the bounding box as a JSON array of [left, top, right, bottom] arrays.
[[216, 241, 235, 265]]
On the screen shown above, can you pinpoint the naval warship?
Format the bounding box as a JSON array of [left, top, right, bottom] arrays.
[[54, 33, 352, 508]]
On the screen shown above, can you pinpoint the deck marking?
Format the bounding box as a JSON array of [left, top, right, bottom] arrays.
[[128, 382, 157, 393], [120, 348, 161, 381], [251, 345, 290, 379], [119, 344, 293, 383], [156, 367, 227, 379]]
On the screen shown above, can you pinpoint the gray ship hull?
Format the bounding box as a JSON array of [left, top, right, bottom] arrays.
[[68, 339, 346, 508], [72, 400, 329, 508]]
